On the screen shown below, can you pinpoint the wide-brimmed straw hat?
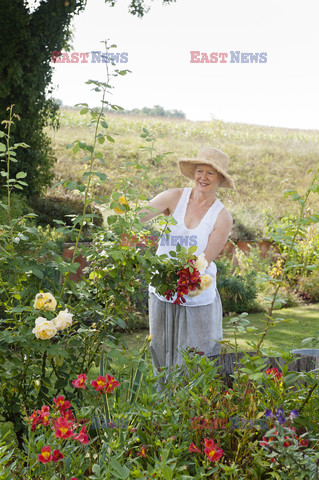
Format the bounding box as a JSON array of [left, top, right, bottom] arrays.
[[178, 147, 235, 189]]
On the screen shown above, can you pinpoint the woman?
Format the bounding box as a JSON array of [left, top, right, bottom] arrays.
[[141, 147, 235, 371]]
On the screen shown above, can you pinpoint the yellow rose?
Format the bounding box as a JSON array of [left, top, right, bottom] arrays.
[[113, 195, 129, 214], [34, 292, 57, 312], [194, 253, 208, 274], [200, 274, 213, 290], [53, 309, 73, 331], [32, 317, 57, 340]]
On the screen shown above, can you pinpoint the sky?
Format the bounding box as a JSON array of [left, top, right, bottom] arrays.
[[39, 0, 319, 130]]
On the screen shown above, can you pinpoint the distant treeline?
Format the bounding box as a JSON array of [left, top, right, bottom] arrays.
[[108, 104, 186, 119]]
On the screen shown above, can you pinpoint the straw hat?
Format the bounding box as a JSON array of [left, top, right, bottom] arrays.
[[178, 147, 235, 189]]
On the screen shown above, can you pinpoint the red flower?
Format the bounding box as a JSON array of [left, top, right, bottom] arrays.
[[266, 368, 283, 380], [91, 375, 120, 394], [30, 410, 42, 431], [91, 376, 107, 392], [189, 442, 201, 453], [283, 436, 292, 447], [74, 425, 89, 444], [203, 438, 224, 462], [164, 289, 174, 301], [138, 445, 147, 457], [72, 373, 87, 389], [52, 449, 64, 462], [70, 478, 79, 480], [53, 395, 71, 411], [104, 374, 120, 393], [53, 416, 74, 439], [62, 409, 75, 422], [299, 437, 309, 447], [39, 405, 50, 426], [38, 445, 53, 464]]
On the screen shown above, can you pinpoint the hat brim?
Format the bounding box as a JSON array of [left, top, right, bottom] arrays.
[[178, 159, 235, 189]]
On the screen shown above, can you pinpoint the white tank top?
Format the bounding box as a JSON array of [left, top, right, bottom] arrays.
[[149, 187, 225, 306]]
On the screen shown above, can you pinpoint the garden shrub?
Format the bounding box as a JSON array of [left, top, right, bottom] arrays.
[[216, 258, 258, 314], [30, 193, 103, 241], [0, 193, 31, 225], [298, 269, 319, 303]]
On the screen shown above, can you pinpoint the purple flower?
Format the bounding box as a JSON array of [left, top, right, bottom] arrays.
[[276, 407, 285, 417], [265, 409, 274, 418], [289, 409, 299, 420], [277, 414, 286, 425]]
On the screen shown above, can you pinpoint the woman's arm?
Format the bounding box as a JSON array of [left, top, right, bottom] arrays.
[[139, 188, 183, 223], [204, 209, 233, 264]]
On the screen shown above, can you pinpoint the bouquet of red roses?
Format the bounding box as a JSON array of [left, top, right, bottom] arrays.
[[149, 246, 213, 305]]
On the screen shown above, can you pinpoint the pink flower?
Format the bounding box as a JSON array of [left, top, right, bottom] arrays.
[[38, 445, 53, 464], [72, 373, 87, 389], [52, 449, 64, 462], [53, 416, 74, 439], [74, 425, 89, 444], [53, 395, 71, 411], [189, 442, 201, 453]]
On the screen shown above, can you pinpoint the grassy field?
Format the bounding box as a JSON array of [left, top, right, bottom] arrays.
[[122, 304, 319, 355], [46, 108, 319, 238]]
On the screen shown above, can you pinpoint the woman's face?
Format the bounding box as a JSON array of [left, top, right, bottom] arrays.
[[194, 164, 222, 193]]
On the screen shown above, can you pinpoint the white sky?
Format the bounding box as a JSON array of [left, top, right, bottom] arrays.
[[47, 0, 319, 130]]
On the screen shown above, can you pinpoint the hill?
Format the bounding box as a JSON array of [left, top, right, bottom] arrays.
[[46, 108, 319, 239]]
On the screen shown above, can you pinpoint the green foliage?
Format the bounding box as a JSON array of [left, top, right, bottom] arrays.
[[0, 193, 31, 226], [30, 193, 103, 241], [216, 258, 258, 314], [0, 0, 176, 197], [298, 269, 319, 303]]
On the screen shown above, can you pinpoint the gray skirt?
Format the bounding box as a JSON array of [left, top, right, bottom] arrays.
[[148, 290, 223, 371]]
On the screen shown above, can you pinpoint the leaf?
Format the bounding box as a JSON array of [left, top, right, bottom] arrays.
[[16, 171, 27, 179], [0, 131, 5, 137], [106, 135, 115, 143], [82, 171, 108, 182], [110, 458, 130, 479], [0, 143, 6, 152], [80, 108, 89, 115]]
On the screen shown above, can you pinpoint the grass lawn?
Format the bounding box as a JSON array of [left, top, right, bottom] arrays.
[[122, 304, 319, 355]]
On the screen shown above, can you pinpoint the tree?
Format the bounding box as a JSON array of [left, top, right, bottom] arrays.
[[0, 0, 176, 197]]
